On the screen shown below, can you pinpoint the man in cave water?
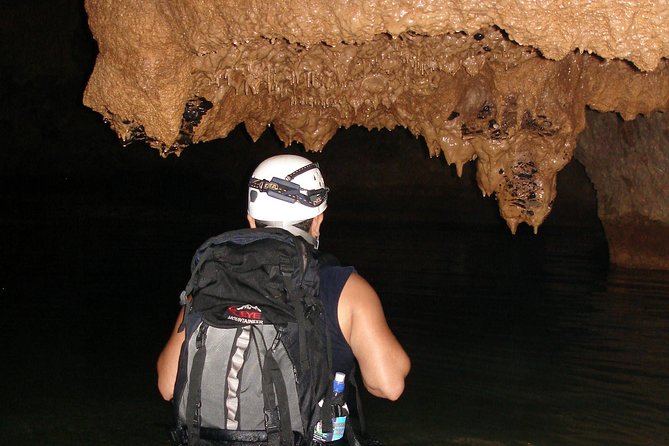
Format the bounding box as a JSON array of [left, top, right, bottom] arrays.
[[156, 154, 411, 441]]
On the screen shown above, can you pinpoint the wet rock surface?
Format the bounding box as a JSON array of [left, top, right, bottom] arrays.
[[576, 110, 669, 270], [82, 0, 669, 268]]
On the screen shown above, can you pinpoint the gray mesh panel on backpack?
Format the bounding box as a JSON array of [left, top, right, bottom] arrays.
[[177, 322, 303, 433]]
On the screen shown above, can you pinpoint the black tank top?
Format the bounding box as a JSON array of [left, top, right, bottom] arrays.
[[319, 265, 356, 374]]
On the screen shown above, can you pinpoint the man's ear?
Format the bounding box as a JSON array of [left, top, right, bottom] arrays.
[[247, 214, 256, 228], [310, 213, 324, 237]]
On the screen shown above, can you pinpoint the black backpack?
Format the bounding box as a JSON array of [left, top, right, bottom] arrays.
[[171, 228, 346, 446]]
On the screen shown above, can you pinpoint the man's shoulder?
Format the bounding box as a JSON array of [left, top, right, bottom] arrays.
[[319, 265, 357, 294]]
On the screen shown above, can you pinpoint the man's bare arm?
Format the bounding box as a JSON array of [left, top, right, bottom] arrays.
[[156, 307, 185, 401], [338, 273, 410, 400]]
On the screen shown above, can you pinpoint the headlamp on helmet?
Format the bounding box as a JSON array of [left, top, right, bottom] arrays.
[[247, 155, 328, 223]]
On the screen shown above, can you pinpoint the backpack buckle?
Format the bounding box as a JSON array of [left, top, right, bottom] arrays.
[[196, 324, 208, 349], [264, 407, 281, 434], [169, 426, 188, 445], [179, 290, 188, 306]]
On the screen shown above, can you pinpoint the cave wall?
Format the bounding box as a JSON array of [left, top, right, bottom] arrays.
[[577, 111, 669, 270], [82, 0, 669, 269]]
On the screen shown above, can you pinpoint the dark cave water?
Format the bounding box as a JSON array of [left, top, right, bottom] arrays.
[[3, 2, 667, 443], [1, 195, 668, 446]]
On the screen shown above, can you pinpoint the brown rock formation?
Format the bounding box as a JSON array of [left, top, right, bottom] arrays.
[[82, 0, 669, 268], [577, 111, 669, 270]]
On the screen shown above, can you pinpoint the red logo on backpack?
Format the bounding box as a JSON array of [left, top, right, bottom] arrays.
[[226, 304, 264, 324]]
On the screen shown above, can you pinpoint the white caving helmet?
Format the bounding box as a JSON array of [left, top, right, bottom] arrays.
[[248, 154, 328, 246]]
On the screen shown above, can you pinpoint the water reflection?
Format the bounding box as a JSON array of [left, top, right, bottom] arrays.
[[2, 213, 668, 445], [338, 223, 669, 446]]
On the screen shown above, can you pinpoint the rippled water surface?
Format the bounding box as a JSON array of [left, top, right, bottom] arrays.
[[2, 205, 668, 445], [334, 223, 669, 446]]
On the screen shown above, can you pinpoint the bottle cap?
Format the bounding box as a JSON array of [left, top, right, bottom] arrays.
[[333, 372, 346, 394]]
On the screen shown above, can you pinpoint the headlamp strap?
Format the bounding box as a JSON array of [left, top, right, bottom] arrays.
[[285, 162, 320, 182]]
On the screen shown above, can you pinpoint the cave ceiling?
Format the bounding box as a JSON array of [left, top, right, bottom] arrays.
[[83, 0, 669, 234]]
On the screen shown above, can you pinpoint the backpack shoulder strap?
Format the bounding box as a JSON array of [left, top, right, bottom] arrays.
[[262, 348, 293, 446], [185, 322, 209, 445]]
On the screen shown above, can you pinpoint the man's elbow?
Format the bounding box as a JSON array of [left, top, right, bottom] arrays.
[[379, 380, 406, 401], [367, 376, 405, 401], [367, 358, 411, 401], [156, 357, 175, 401], [158, 380, 174, 401]]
